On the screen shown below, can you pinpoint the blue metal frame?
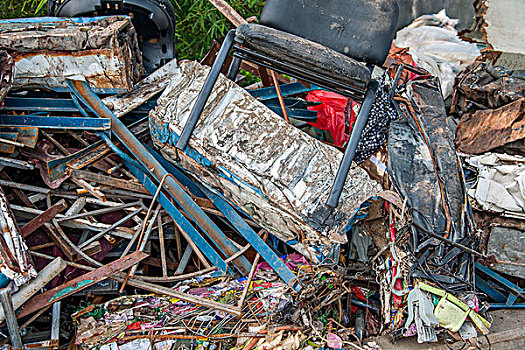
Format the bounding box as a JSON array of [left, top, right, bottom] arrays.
[[146, 146, 301, 291], [200, 186, 301, 291], [1, 97, 157, 115], [476, 263, 523, 307], [68, 80, 252, 275]]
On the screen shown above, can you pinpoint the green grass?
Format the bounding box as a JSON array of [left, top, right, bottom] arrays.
[[0, 0, 264, 61]]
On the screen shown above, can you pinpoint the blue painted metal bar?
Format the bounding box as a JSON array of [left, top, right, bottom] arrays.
[[475, 275, 507, 303], [476, 263, 523, 307], [1, 97, 78, 112], [487, 303, 525, 310], [1, 97, 157, 115], [121, 157, 230, 275], [249, 82, 323, 101], [70, 92, 149, 175], [0, 115, 111, 130], [67, 79, 251, 275], [199, 185, 301, 292], [145, 144, 207, 199], [264, 105, 318, 121]]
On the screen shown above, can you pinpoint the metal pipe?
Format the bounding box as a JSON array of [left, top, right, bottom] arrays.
[[51, 302, 61, 349], [227, 56, 242, 81], [67, 79, 251, 275], [327, 80, 379, 208], [78, 208, 142, 249], [175, 29, 236, 151], [0, 288, 23, 350], [175, 245, 193, 274]]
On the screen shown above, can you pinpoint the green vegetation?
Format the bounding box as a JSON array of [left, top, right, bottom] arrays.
[[0, 0, 47, 18], [173, 0, 264, 60], [0, 0, 265, 61]]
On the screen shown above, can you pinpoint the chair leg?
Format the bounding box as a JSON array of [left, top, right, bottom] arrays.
[[227, 56, 242, 81], [326, 80, 379, 208], [175, 29, 237, 151]]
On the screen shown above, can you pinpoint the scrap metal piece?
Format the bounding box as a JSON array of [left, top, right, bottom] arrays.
[[208, 0, 247, 27], [0, 156, 34, 170], [121, 157, 230, 275], [0, 127, 38, 154], [68, 79, 251, 275], [149, 61, 380, 260], [476, 262, 524, 307], [0, 115, 111, 130], [451, 63, 525, 116], [147, 145, 300, 290], [71, 169, 148, 194], [0, 16, 143, 91], [487, 226, 525, 279], [0, 257, 65, 323], [16, 251, 148, 319], [19, 198, 68, 237], [0, 50, 13, 105], [0, 186, 37, 286], [456, 98, 525, 154], [0, 288, 23, 350], [51, 301, 61, 350]]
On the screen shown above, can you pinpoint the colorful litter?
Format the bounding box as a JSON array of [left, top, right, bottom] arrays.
[[0, 1, 523, 349]]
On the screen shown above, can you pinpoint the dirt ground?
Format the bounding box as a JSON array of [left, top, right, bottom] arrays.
[[371, 309, 525, 349]]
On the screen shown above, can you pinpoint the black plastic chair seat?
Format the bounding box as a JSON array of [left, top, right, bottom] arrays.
[[235, 24, 371, 91]]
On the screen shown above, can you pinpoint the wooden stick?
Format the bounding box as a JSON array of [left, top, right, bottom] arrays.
[[208, 0, 247, 27], [270, 70, 290, 123]]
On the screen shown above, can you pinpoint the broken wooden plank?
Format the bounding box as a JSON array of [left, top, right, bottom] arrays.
[[16, 251, 148, 319]]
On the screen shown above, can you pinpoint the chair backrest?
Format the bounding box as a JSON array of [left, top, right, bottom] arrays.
[[260, 0, 399, 66]]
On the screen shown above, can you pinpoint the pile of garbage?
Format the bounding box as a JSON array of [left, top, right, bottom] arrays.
[[0, 2, 522, 350]]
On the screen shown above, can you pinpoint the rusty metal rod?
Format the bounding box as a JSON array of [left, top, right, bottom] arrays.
[[68, 79, 250, 275], [20, 199, 68, 237], [78, 208, 142, 249], [0, 289, 23, 350], [157, 214, 168, 277]]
